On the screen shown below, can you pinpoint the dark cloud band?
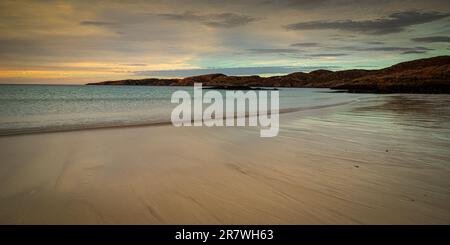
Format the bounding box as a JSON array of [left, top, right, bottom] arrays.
[[285, 11, 450, 34], [246, 48, 300, 54], [412, 36, 450, 43], [80, 21, 117, 26], [159, 11, 257, 28]]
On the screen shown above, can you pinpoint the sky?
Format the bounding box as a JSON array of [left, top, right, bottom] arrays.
[[0, 0, 449, 84]]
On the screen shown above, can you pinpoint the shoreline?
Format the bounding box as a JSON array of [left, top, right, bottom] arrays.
[[0, 100, 357, 137], [2, 83, 450, 94]]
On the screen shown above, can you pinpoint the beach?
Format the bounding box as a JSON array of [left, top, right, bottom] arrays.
[[1, 94, 449, 224]]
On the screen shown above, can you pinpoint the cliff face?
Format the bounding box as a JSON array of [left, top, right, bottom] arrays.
[[87, 56, 450, 93]]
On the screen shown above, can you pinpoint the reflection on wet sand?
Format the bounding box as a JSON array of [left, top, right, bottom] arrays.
[[0, 94, 449, 224]]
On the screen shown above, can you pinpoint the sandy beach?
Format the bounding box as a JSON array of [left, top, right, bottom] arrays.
[[1, 95, 449, 224]]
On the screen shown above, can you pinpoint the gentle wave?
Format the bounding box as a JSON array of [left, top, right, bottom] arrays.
[[0, 100, 357, 136]]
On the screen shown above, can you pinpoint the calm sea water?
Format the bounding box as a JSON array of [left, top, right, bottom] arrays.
[[0, 85, 362, 135]]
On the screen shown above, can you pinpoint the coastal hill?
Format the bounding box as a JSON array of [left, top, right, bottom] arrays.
[[87, 56, 450, 93]]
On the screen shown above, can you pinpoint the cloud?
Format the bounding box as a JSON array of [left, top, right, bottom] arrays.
[[359, 46, 432, 52], [402, 50, 428, 54], [133, 65, 341, 77], [246, 48, 300, 54], [122, 63, 147, 67], [80, 20, 117, 26], [159, 11, 257, 28], [354, 65, 379, 68], [307, 53, 348, 57], [285, 11, 450, 34], [365, 41, 385, 45], [338, 45, 433, 54], [261, 0, 390, 9], [290, 42, 319, 47], [251, 43, 431, 58], [411, 36, 450, 43], [2, 0, 449, 84]]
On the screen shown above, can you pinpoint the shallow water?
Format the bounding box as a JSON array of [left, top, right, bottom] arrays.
[[0, 85, 362, 135]]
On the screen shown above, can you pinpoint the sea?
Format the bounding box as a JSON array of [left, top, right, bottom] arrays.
[[0, 85, 360, 135], [1, 85, 450, 138]]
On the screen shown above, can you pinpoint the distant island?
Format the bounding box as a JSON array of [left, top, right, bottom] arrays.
[[87, 56, 450, 93]]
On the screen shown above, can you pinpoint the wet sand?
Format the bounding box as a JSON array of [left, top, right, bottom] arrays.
[[0, 96, 450, 224]]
